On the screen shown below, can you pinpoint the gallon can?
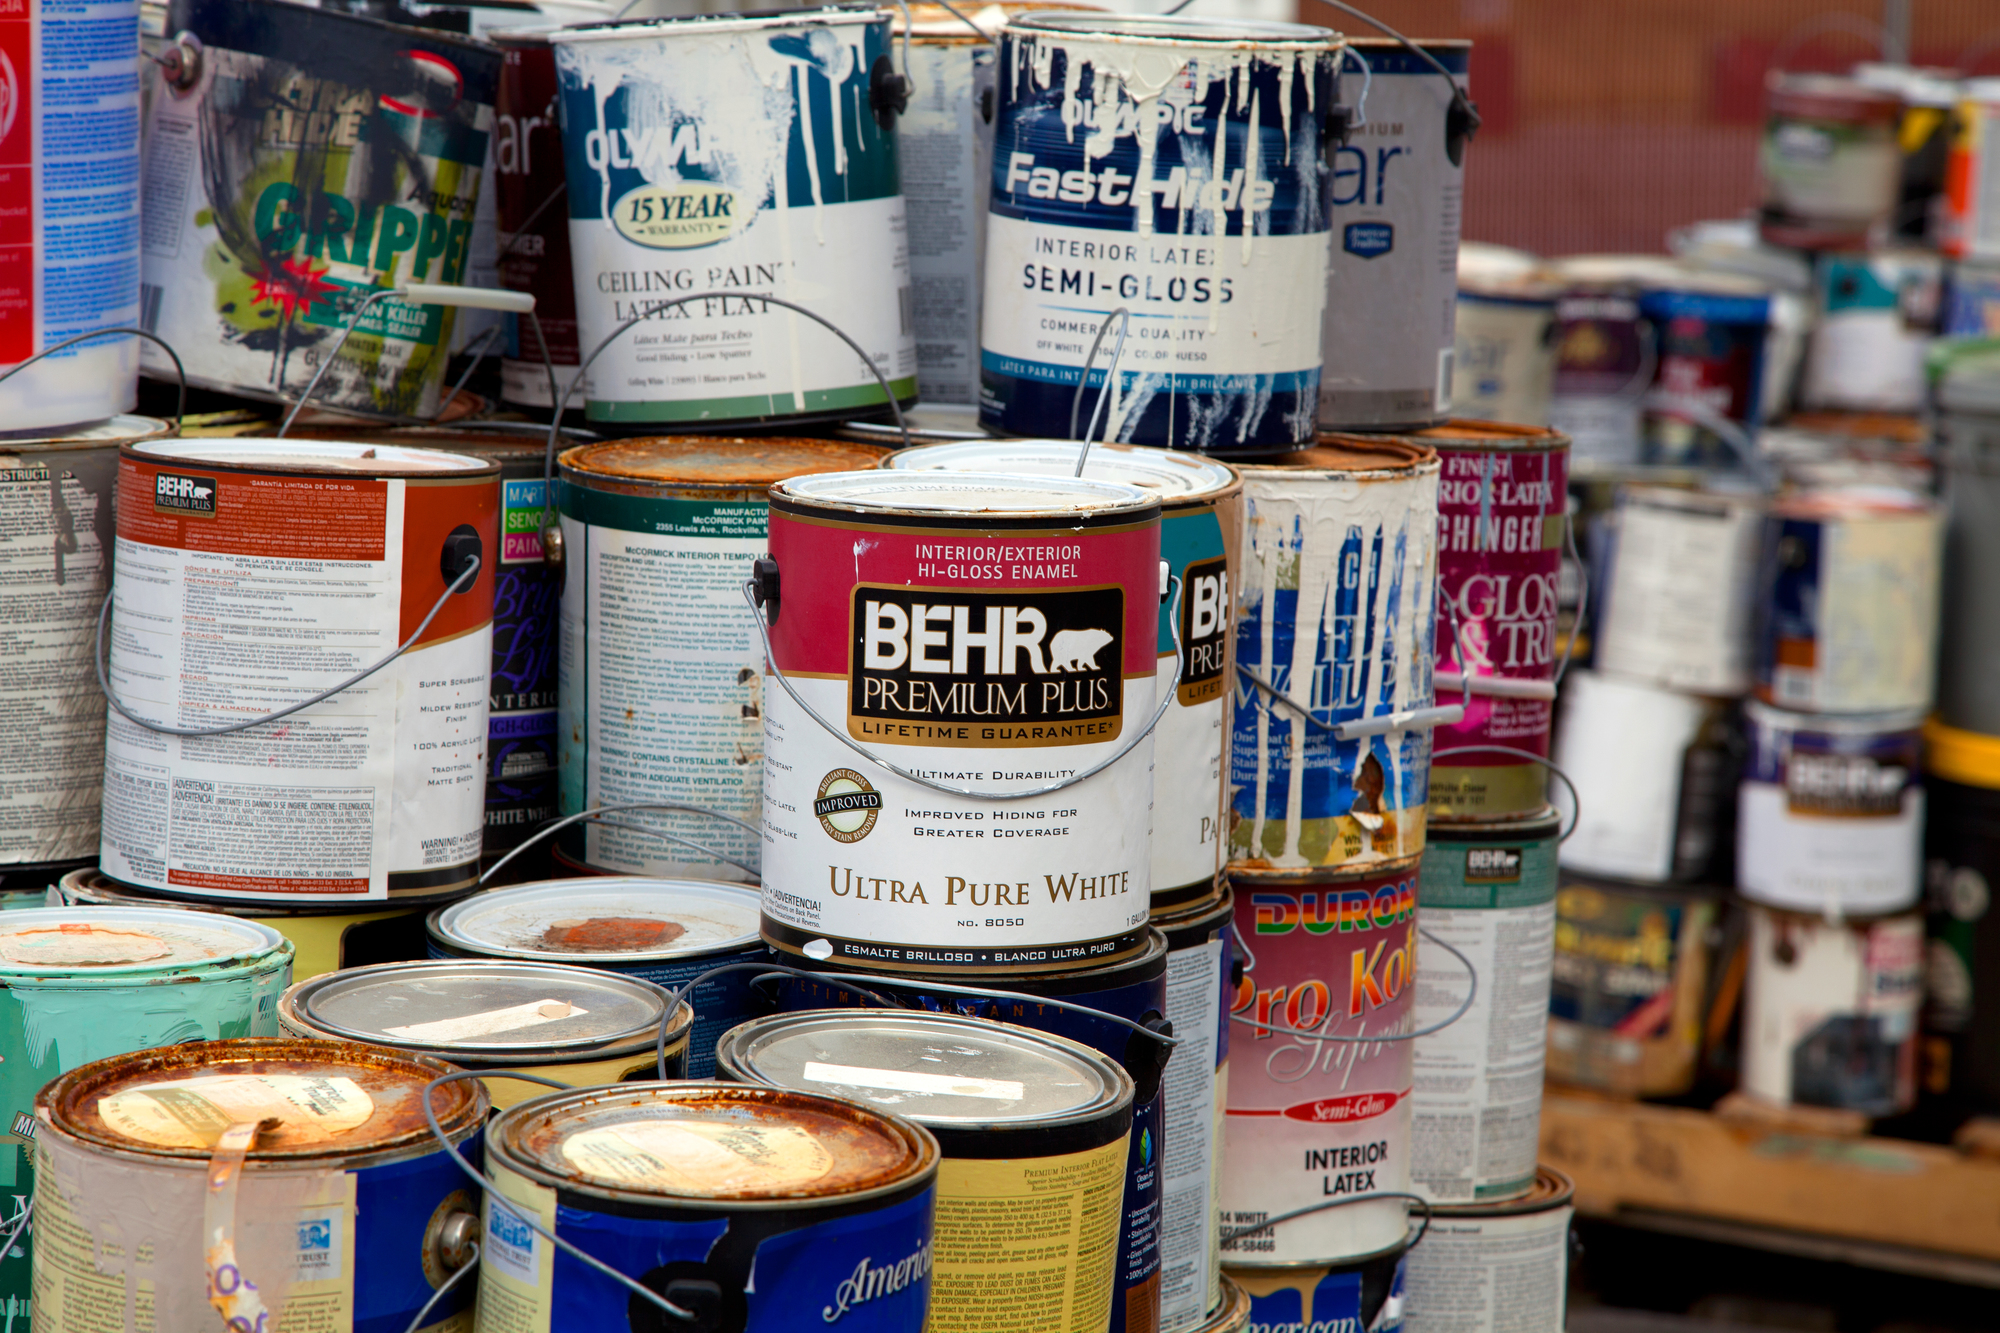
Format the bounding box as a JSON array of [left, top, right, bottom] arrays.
[[1918, 718, 2000, 1116], [34, 1038, 486, 1333], [1594, 486, 1766, 697], [100, 439, 499, 903], [717, 1011, 1136, 1333], [1416, 422, 1568, 822], [1544, 261, 1654, 467], [982, 14, 1345, 452], [1413, 811, 1558, 1204], [1742, 904, 1922, 1116], [1452, 245, 1561, 428], [1638, 265, 1776, 467], [1943, 79, 2000, 261], [427, 876, 769, 1078], [1800, 251, 1939, 413], [1933, 342, 2000, 736], [1222, 862, 1418, 1266], [493, 27, 585, 410], [1738, 702, 1924, 917], [479, 1082, 941, 1331], [1401, 1166, 1572, 1333], [882, 440, 1241, 909], [1319, 39, 1471, 434], [548, 8, 917, 430], [1758, 74, 1903, 252], [1753, 488, 1943, 715], [1155, 888, 1234, 1333], [1230, 441, 1441, 875], [556, 437, 885, 879], [1, 0, 141, 432], [758, 469, 1163, 975], [139, 0, 500, 417], [1224, 1245, 1408, 1333]]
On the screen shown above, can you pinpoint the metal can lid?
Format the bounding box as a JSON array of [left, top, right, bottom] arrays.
[[130, 437, 492, 475], [884, 440, 1236, 504], [0, 907, 286, 974], [553, 5, 883, 44], [1743, 698, 1926, 737], [1412, 420, 1570, 453], [430, 877, 761, 962], [716, 1010, 1133, 1129], [288, 960, 675, 1054], [0, 415, 171, 449], [773, 469, 1158, 519], [1009, 12, 1337, 47], [563, 437, 886, 487], [1423, 805, 1562, 843], [1238, 436, 1437, 476]]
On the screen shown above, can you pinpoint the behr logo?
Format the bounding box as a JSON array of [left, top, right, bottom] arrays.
[[815, 768, 881, 844], [154, 471, 217, 516], [1465, 847, 1521, 882]]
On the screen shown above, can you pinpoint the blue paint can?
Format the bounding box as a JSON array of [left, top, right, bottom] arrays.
[[1226, 1241, 1410, 1333]]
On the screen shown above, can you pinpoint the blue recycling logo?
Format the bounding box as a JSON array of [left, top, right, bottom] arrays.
[[1344, 222, 1394, 259], [1141, 1126, 1153, 1164]]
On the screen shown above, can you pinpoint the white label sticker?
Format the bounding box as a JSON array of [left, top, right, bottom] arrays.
[[99, 1074, 375, 1148], [801, 1060, 1025, 1101], [559, 1119, 834, 1195], [383, 998, 589, 1043], [484, 1201, 541, 1286]]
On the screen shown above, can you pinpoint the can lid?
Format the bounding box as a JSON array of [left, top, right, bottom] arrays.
[[290, 960, 676, 1053], [0, 415, 172, 449], [1412, 420, 1570, 451], [0, 908, 286, 974], [772, 469, 1159, 518], [553, 6, 883, 44], [430, 877, 761, 962], [1926, 717, 2000, 790], [1766, 72, 1903, 122], [1744, 698, 1925, 735], [563, 437, 887, 487], [883, 440, 1236, 502], [130, 438, 491, 475], [1238, 436, 1436, 475], [1009, 12, 1338, 46], [1423, 805, 1562, 842], [1431, 1165, 1575, 1218]]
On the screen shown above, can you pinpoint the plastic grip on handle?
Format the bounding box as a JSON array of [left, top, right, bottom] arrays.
[[1433, 671, 1558, 702], [400, 284, 535, 313]]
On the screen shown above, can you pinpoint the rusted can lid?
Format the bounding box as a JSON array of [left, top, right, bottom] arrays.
[[129, 437, 496, 476], [1411, 421, 1571, 453], [562, 437, 887, 488], [1238, 437, 1438, 475], [429, 877, 760, 964], [0, 907, 287, 975]]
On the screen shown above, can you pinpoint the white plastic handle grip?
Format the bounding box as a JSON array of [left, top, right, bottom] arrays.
[[399, 283, 535, 314], [1433, 671, 1558, 702]]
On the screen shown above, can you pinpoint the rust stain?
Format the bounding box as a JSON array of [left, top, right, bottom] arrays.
[[1411, 420, 1567, 449], [1245, 436, 1437, 473], [538, 917, 686, 953], [564, 437, 889, 488]]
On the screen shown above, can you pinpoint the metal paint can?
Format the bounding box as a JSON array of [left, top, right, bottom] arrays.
[[1918, 718, 2000, 1115], [1401, 1167, 1572, 1333], [1943, 79, 2000, 261], [426, 875, 765, 1078], [479, 1082, 940, 1331], [982, 14, 1345, 452], [1154, 888, 1234, 1333], [1544, 260, 1655, 467], [277, 958, 691, 1108], [100, 439, 499, 903], [1742, 904, 1922, 1116], [1319, 39, 1470, 434], [1, 0, 141, 432], [0, 417, 168, 891], [1851, 62, 1957, 248], [1801, 251, 1938, 413], [1758, 75, 1903, 252], [139, 0, 500, 418], [58, 866, 432, 982], [883, 440, 1241, 909], [1224, 1244, 1408, 1333], [1412, 811, 1558, 1204], [758, 469, 1162, 975], [1933, 341, 2000, 735], [33, 1038, 486, 1332], [556, 437, 884, 879], [1738, 702, 1924, 917], [493, 27, 585, 409], [549, 8, 917, 430], [1415, 422, 1567, 821], [1229, 440, 1441, 876], [1222, 862, 1418, 1265], [1452, 246, 1560, 428], [1593, 485, 1766, 697], [1638, 265, 1777, 467], [717, 1010, 1137, 1333], [1546, 877, 1718, 1099], [1752, 487, 1943, 715]]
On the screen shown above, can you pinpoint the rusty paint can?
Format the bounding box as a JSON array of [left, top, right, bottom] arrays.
[[1401, 1166, 1573, 1333]]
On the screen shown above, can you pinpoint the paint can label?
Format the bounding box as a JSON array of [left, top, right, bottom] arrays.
[[1546, 882, 1713, 1098], [903, 40, 993, 407], [1760, 109, 1899, 229], [1162, 928, 1226, 1332], [1156, 502, 1234, 898], [759, 508, 1160, 969], [487, 475, 560, 853], [497, 39, 585, 408], [1638, 286, 1772, 465], [981, 29, 1340, 451], [1941, 261, 2000, 335], [1223, 869, 1417, 1264], [1227, 1251, 1408, 1333], [1547, 293, 1647, 465], [1743, 909, 1922, 1114], [1449, 295, 1557, 427], [1595, 492, 1762, 696], [1401, 1204, 1569, 1333], [1944, 100, 2000, 260]]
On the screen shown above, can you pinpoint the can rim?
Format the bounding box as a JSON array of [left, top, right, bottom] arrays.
[[1225, 855, 1424, 886], [1236, 437, 1438, 477], [1420, 806, 1562, 841], [1428, 1165, 1575, 1218], [552, 4, 883, 43], [1743, 698, 1926, 734], [883, 440, 1241, 505], [60, 868, 436, 920], [1925, 716, 2000, 790], [560, 437, 889, 489], [0, 414, 172, 449], [0, 906, 290, 975], [1220, 1232, 1413, 1274], [127, 437, 498, 477], [1412, 420, 1571, 453], [428, 876, 764, 962], [1008, 11, 1340, 47], [771, 468, 1162, 520]]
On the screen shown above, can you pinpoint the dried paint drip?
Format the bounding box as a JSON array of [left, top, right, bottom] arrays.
[[539, 916, 687, 952]]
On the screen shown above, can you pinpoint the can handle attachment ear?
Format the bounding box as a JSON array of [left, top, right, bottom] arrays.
[[153, 30, 203, 90]]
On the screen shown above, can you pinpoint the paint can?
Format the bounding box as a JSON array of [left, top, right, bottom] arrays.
[[1800, 251, 1939, 413], [1546, 877, 1719, 1098], [1224, 1245, 1408, 1333], [1415, 422, 1567, 822], [1154, 889, 1233, 1332], [1229, 440, 1440, 875], [58, 866, 433, 982], [982, 14, 1345, 452], [1, 0, 141, 431], [426, 875, 766, 1078], [1638, 264, 1777, 467], [757, 469, 1162, 975], [493, 27, 586, 410], [1401, 1167, 1572, 1333], [1742, 904, 1922, 1116], [139, 0, 500, 418], [277, 958, 691, 1107], [1943, 80, 2000, 261], [1319, 39, 1471, 434], [1668, 222, 1815, 430], [1738, 702, 1924, 918], [1452, 245, 1561, 428], [1413, 811, 1558, 1204], [1851, 62, 1957, 247], [1918, 718, 2000, 1115], [1544, 260, 1654, 467], [1753, 487, 1942, 715], [1222, 862, 1417, 1265], [1941, 261, 2000, 336], [716, 1010, 1136, 1333], [100, 438, 499, 903], [548, 8, 916, 430], [556, 437, 885, 880], [1758, 74, 1903, 252], [34, 1037, 485, 1332], [479, 1082, 940, 1330], [1592, 485, 1766, 697], [1933, 341, 2000, 736], [882, 440, 1241, 909]]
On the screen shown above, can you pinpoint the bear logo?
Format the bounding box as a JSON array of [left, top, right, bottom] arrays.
[[1046, 627, 1113, 672]]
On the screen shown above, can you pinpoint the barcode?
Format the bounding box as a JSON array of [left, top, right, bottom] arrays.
[[897, 285, 912, 338], [139, 283, 163, 334]]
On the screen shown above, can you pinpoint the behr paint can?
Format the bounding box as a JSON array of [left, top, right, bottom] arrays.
[[883, 440, 1241, 909], [1412, 811, 1558, 1204], [1738, 702, 1924, 917], [1154, 888, 1234, 1333], [1930, 342, 2000, 735], [100, 439, 499, 903], [982, 14, 1345, 452], [717, 1010, 1136, 1333], [548, 7, 918, 429], [1758, 74, 1903, 252], [1224, 1244, 1408, 1333], [1753, 487, 1943, 715], [479, 1082, 941, 1331], [34, 1038, 485, 1333], [493, 27, 585, 409], [1917, 718, 2000, 1115], [1416, 422, 1568, 822], [556, 437, 885, 880], [1452, 245, 1561, 428], [1800, 251, 1939, 413], [1229, 441, 1441, 876], [1401, 1167, 1572, 1333], [1222, 862, 1418, 1266], [758, 470, 1163, 975], [1593, 486, 1766, 697], [427, 876, 768, 1078], [1742, 904, 1922, 1116]]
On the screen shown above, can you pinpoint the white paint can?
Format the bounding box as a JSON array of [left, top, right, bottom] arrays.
[[1594, 484, 1766, 696], [1401, 1167, 1572, 1333], [1800, 251, 1939, 413], [1452, 244, 1559, 428]]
